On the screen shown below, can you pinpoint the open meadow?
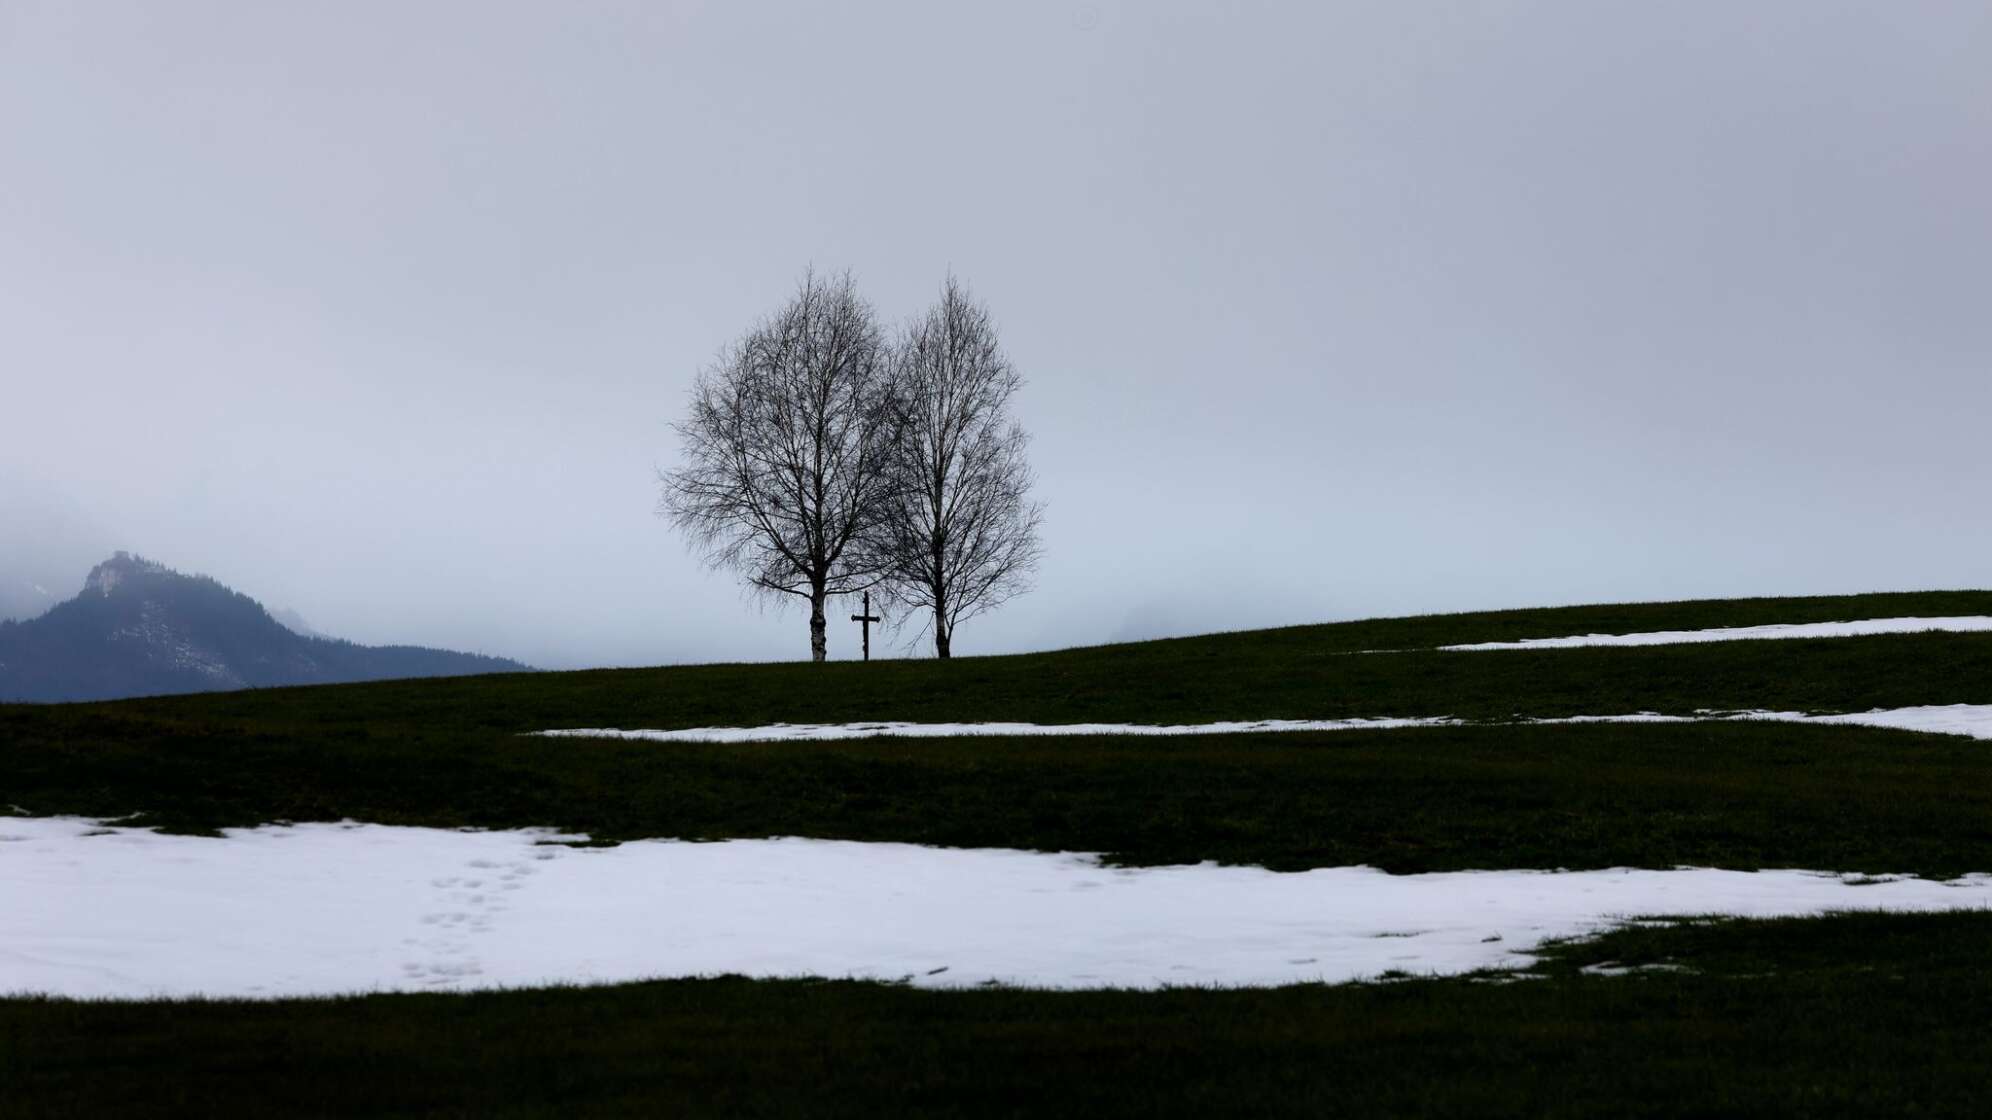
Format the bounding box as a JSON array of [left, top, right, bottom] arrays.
[[8, 591, 1992, 1116]]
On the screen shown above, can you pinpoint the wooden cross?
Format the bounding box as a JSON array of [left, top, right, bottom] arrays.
[[850, 591, 881, 661]]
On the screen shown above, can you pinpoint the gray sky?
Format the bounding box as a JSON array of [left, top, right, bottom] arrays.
[[4, 1, 1989, 667]]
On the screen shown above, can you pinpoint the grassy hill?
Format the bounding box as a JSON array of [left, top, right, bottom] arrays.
[[15, 586, 1992, 726], [8, 590, 1992, 1117], [8, 590, 1992, 871]]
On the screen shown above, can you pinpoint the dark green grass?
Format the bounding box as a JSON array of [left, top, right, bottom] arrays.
[[8, 594, 1992, 1114], [9, 720, 1992, 875], [8, 619, 1992, 739], [9, 910, 1992, 1119], [1242, 587, 1992, 649], [9, 598, 1992, 873]]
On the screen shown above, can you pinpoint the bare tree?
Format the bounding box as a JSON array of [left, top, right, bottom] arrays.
[[660, 270, 896, 661], [878, 276, 1044, 658]]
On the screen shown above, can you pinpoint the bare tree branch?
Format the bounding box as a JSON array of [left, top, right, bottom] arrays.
[[875, 275, 1044, 658], [659, 269, 896, 661]]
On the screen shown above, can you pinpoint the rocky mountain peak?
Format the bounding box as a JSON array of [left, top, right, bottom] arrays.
[[83, 551, 169, 597]]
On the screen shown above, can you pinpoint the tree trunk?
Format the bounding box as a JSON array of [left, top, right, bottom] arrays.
[[933, 610, 951, 659], [809, 588, 828, 663]]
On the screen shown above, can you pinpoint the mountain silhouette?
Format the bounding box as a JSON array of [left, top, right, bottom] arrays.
[[0, 553, 530, 702]]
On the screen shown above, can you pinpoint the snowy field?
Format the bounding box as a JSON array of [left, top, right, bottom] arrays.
[[1439, 616, 1992, 651], [537, 703, 1992, 744], [4, 816, 1989, 999]]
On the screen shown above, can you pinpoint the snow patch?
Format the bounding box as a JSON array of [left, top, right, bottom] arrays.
[[538, 717, 1460, 744], [1799, 705, 1992, 739], [537, 705, 1992, 744], [1440, 616, 1992, 651], [3, 818, 1987, 999], [1535, 705, 1992, 740], [104, 600, 240, 684]]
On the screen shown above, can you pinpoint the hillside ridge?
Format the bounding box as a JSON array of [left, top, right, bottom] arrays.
[[0, 552, 530, 703]]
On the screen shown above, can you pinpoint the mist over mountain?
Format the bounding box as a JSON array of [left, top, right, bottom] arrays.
[[0, 553, 530, 703], [0, 486, 111, 623], [0, 580, 59, 625], [269, 607, 328, 640]]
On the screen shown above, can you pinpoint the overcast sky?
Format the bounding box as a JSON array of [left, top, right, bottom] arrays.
[[3, 1, 1989, 667]]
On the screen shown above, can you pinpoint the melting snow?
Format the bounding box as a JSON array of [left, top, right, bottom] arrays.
[[1439, 616, 1992, 651], [1801, 705, 1992, 738], [1531, 705, 1992, 739], [537, 705, 1992, 744], [2, 817, 1987, 999], [539, 717, 1460, 744]]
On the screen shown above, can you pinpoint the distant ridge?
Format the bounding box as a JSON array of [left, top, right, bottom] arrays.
[[0, 552, 530, 703]]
